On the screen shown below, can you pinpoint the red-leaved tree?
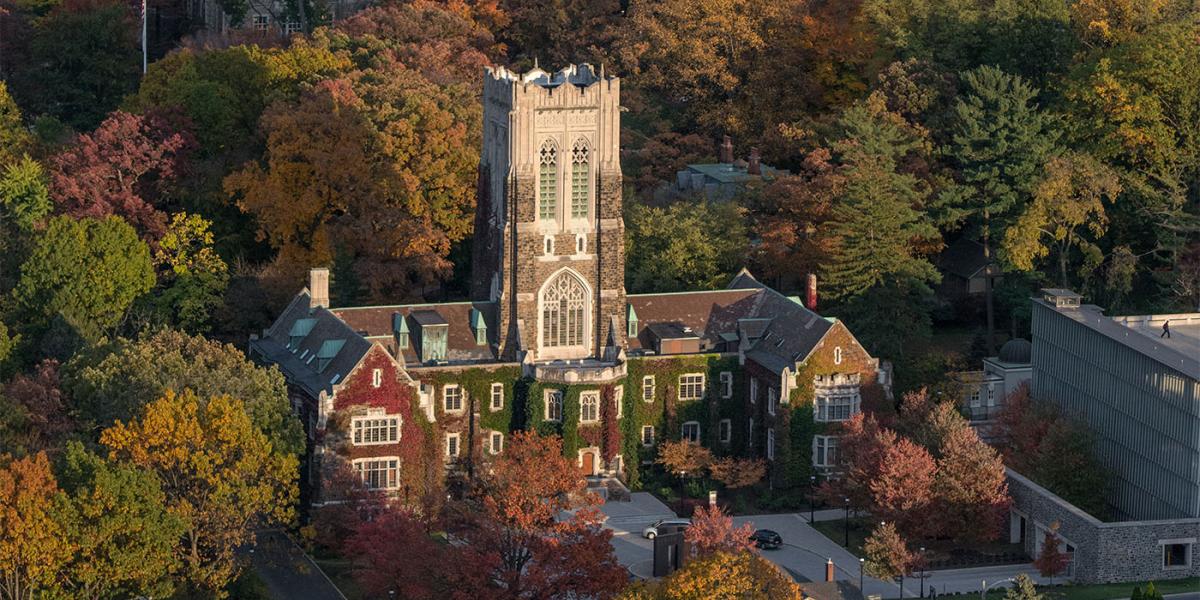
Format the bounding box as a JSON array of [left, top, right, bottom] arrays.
[[685, 504, 756, 558], [932, 425, 1011, 541], [1033, 522, 1071, 584], [870, 435, 936, 536], [819, 413, 887, 510], [0, 359, 75, 456], [49, 111, 193, 239]]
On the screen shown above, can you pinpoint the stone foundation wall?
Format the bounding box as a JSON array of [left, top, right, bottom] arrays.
[[1007, 469, 1200, 583]]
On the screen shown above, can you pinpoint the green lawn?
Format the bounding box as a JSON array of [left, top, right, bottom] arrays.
[[312, 557, 362, 600], [941, 578, 1199, 600], [810, 517, 1025, 568]]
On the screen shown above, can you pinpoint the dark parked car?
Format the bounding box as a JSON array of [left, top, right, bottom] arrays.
[[749, 529, 783, 549]]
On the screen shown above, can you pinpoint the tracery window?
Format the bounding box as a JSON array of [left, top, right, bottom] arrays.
[[541, 271, 587, 348], [571, 140, 590, 219], [539, 141, 558, 222], [580, 391, 599, 423]]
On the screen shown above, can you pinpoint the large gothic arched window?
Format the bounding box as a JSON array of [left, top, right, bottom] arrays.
[[570, 139, 590, 220], [539, 140, 558, 222], [541, 270, 587, 348]]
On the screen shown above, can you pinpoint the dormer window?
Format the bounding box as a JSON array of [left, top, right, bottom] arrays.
[[470, 308, 487, 346], [411, 310, 448, 362], [393, 313, 409, 350], [316, 339, 345, 372], [288, 318, 316, 349]]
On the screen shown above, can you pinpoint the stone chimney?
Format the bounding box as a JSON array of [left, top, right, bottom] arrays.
[[825, 558, 835, 582], [309, 267, 330, 309], [719, 135, 734, 164], [806, 273, 818, 311], [748, 147, 762, 175]]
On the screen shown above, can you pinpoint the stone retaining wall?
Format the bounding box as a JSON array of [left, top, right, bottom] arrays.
[[1007, 469, 1200, 583]]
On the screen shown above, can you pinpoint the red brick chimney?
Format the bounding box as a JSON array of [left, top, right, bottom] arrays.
[[825, 558, 835, 582], [806, 273, 818, 311], [748, 147, 762, 175], [719, 135, 734, 164]]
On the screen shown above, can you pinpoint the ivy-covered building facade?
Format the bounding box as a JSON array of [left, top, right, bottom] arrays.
[[249, 64, 890, 506]]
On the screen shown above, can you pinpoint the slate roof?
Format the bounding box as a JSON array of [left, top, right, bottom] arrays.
[[938, 236, 993, 279], [332, 301, 498, 365], [251, 291, 373, 397]]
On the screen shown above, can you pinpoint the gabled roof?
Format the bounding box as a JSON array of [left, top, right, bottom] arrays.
[[938, 237, 993, 279], [332, 301, 498, 365], [251, 292, 373, 397]]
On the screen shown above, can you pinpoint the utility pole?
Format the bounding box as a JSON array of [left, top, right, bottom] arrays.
[[141, 0, 148, 73]]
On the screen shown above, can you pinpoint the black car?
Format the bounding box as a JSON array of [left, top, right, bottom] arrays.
[[749, 529, 783, 549]]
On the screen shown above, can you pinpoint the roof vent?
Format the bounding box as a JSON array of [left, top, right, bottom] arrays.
[[1042, 288, 1082, 309]]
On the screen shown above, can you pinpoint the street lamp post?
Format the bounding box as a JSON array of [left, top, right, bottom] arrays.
[[678, 470, 687, 516], [843, 497, 851, 547], [918, 547, 929, 599], [858, 557, 865, 591], [809, 475, 816, 523]]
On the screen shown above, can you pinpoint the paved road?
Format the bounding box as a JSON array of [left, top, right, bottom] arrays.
[[249, 530, 346, 600], [600, 495, 1051, 599]]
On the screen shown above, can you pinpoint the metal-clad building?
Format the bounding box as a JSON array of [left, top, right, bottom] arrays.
[[1031, 289, 1200, 521]]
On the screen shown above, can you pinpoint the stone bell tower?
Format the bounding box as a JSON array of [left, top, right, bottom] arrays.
[[471, 64, 626, 363]]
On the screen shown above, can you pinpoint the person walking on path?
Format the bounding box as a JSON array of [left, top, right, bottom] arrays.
[[1161, 320, 1171, 339]]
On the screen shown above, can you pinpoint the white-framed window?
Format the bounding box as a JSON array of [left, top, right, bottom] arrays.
[[353, 457, 399, 490], [767, 428, 775, 461], [372, 368, 382, 388], [719, 371, 733, 398], [682, 421, 700, 443], [678, 373, 705, 401], [750, 378, 758, 404], [1162, 539, 1193, 569], [283, 20, 301, 34], [580, 391, 600, 423], [969, 387, 982, 408], [986, 384, 996, 407], [443, 384, 463, 413], [545, 389, 563, 422], [351, 415, 400, 446], [767, 387, 778, 416], [814, 388, 861, 422], [642, 376, 655, 402], [641, 425, 655, 447], [543, 235, 554, 255], [490, 383, 504, 411], [252, 14, 269, 30], [488, 431, 504, 455], [614, 386, 623, 419], [719, 419, 731, 444], [833, 346, 843, 365], [813, 435, 839, 467], [445, 433, 461, 460]]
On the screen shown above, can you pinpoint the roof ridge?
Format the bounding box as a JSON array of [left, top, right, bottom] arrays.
[[333, 299, 490, 311]]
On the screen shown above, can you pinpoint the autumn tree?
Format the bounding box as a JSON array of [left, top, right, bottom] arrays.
[[1004, 152, 1122, 286], [623, 132, 713, 197], [869, 436, 936, 536], [0, 156, 50, 232], [10, 216, 154, 345], [100, 390, 299, 597], [685, 505, 756, 558], [226, 64, 480, 300], [148, 213, 230, 333], [621, 551, 804, 600], [56, 442, 185, 599], [1005, 574, 1044, 600], [65, 329, 304, 454], [459, 431, 627, 599], [48, 111, 193, 239], [708, 457, 766, 490], [938, 65, 1058, 353], [656, 439, 714, 478], [497, 0, 623, 68], [0, 452, 72, 600], [0, 360, 74, 456], [818, 413, 888, 510], [625, 198, 748, 293], [863, 521, 913, 582], [932, 425, 1010, 541], [0, 82, 31, 167], [750, 150, 842, 285], [1033, 523, 1070, 584]]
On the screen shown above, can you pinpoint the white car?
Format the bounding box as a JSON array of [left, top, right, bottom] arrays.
[[642, 518, 691, 539]]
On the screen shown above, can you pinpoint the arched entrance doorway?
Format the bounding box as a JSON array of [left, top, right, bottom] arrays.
[[580, 449, 598, 476]]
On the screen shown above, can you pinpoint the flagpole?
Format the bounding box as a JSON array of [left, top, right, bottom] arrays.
[[141, 0, 147, 73]]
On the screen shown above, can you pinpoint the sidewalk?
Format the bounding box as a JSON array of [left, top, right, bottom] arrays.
[[249, 530, 346, 600]]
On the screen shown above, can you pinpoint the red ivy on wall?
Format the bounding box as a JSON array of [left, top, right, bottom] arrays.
[[600, 385, 621, 461]]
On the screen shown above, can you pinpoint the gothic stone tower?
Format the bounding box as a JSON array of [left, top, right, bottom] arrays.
[[471, 64, 626, 362]]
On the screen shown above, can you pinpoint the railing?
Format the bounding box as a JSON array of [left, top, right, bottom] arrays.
[[927, 551, 1027, 570]]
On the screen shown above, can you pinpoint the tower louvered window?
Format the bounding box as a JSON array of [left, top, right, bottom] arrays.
[[571, 141, 590, 219], [539, 142, 558, 222], [541, 271, 587, 348]]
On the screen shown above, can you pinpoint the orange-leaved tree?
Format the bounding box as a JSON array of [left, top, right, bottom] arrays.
[[932, 425, 1011, 542], [1033, 522, 1071, 584], [100, 389, 298, 598], [0, 452, 72, 600], [708, 457, 766, 490], [685, 504, 756, 558], [620, 550, 803, 600], [655, 439, 713, 477], [863, 521, 913, 582]]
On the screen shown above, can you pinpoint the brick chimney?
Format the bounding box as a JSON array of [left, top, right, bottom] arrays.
[[310, 267, 330, 309], [719, 135, 734, 164], [825, 558, 835, 582], [748, 147, 762, 175], [806, 273, 818, 311]]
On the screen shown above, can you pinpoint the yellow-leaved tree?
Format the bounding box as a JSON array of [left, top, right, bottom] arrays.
[[100, 389, 298, 598], [620, 551, 804, 600], [0, 452, 72, 600]]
